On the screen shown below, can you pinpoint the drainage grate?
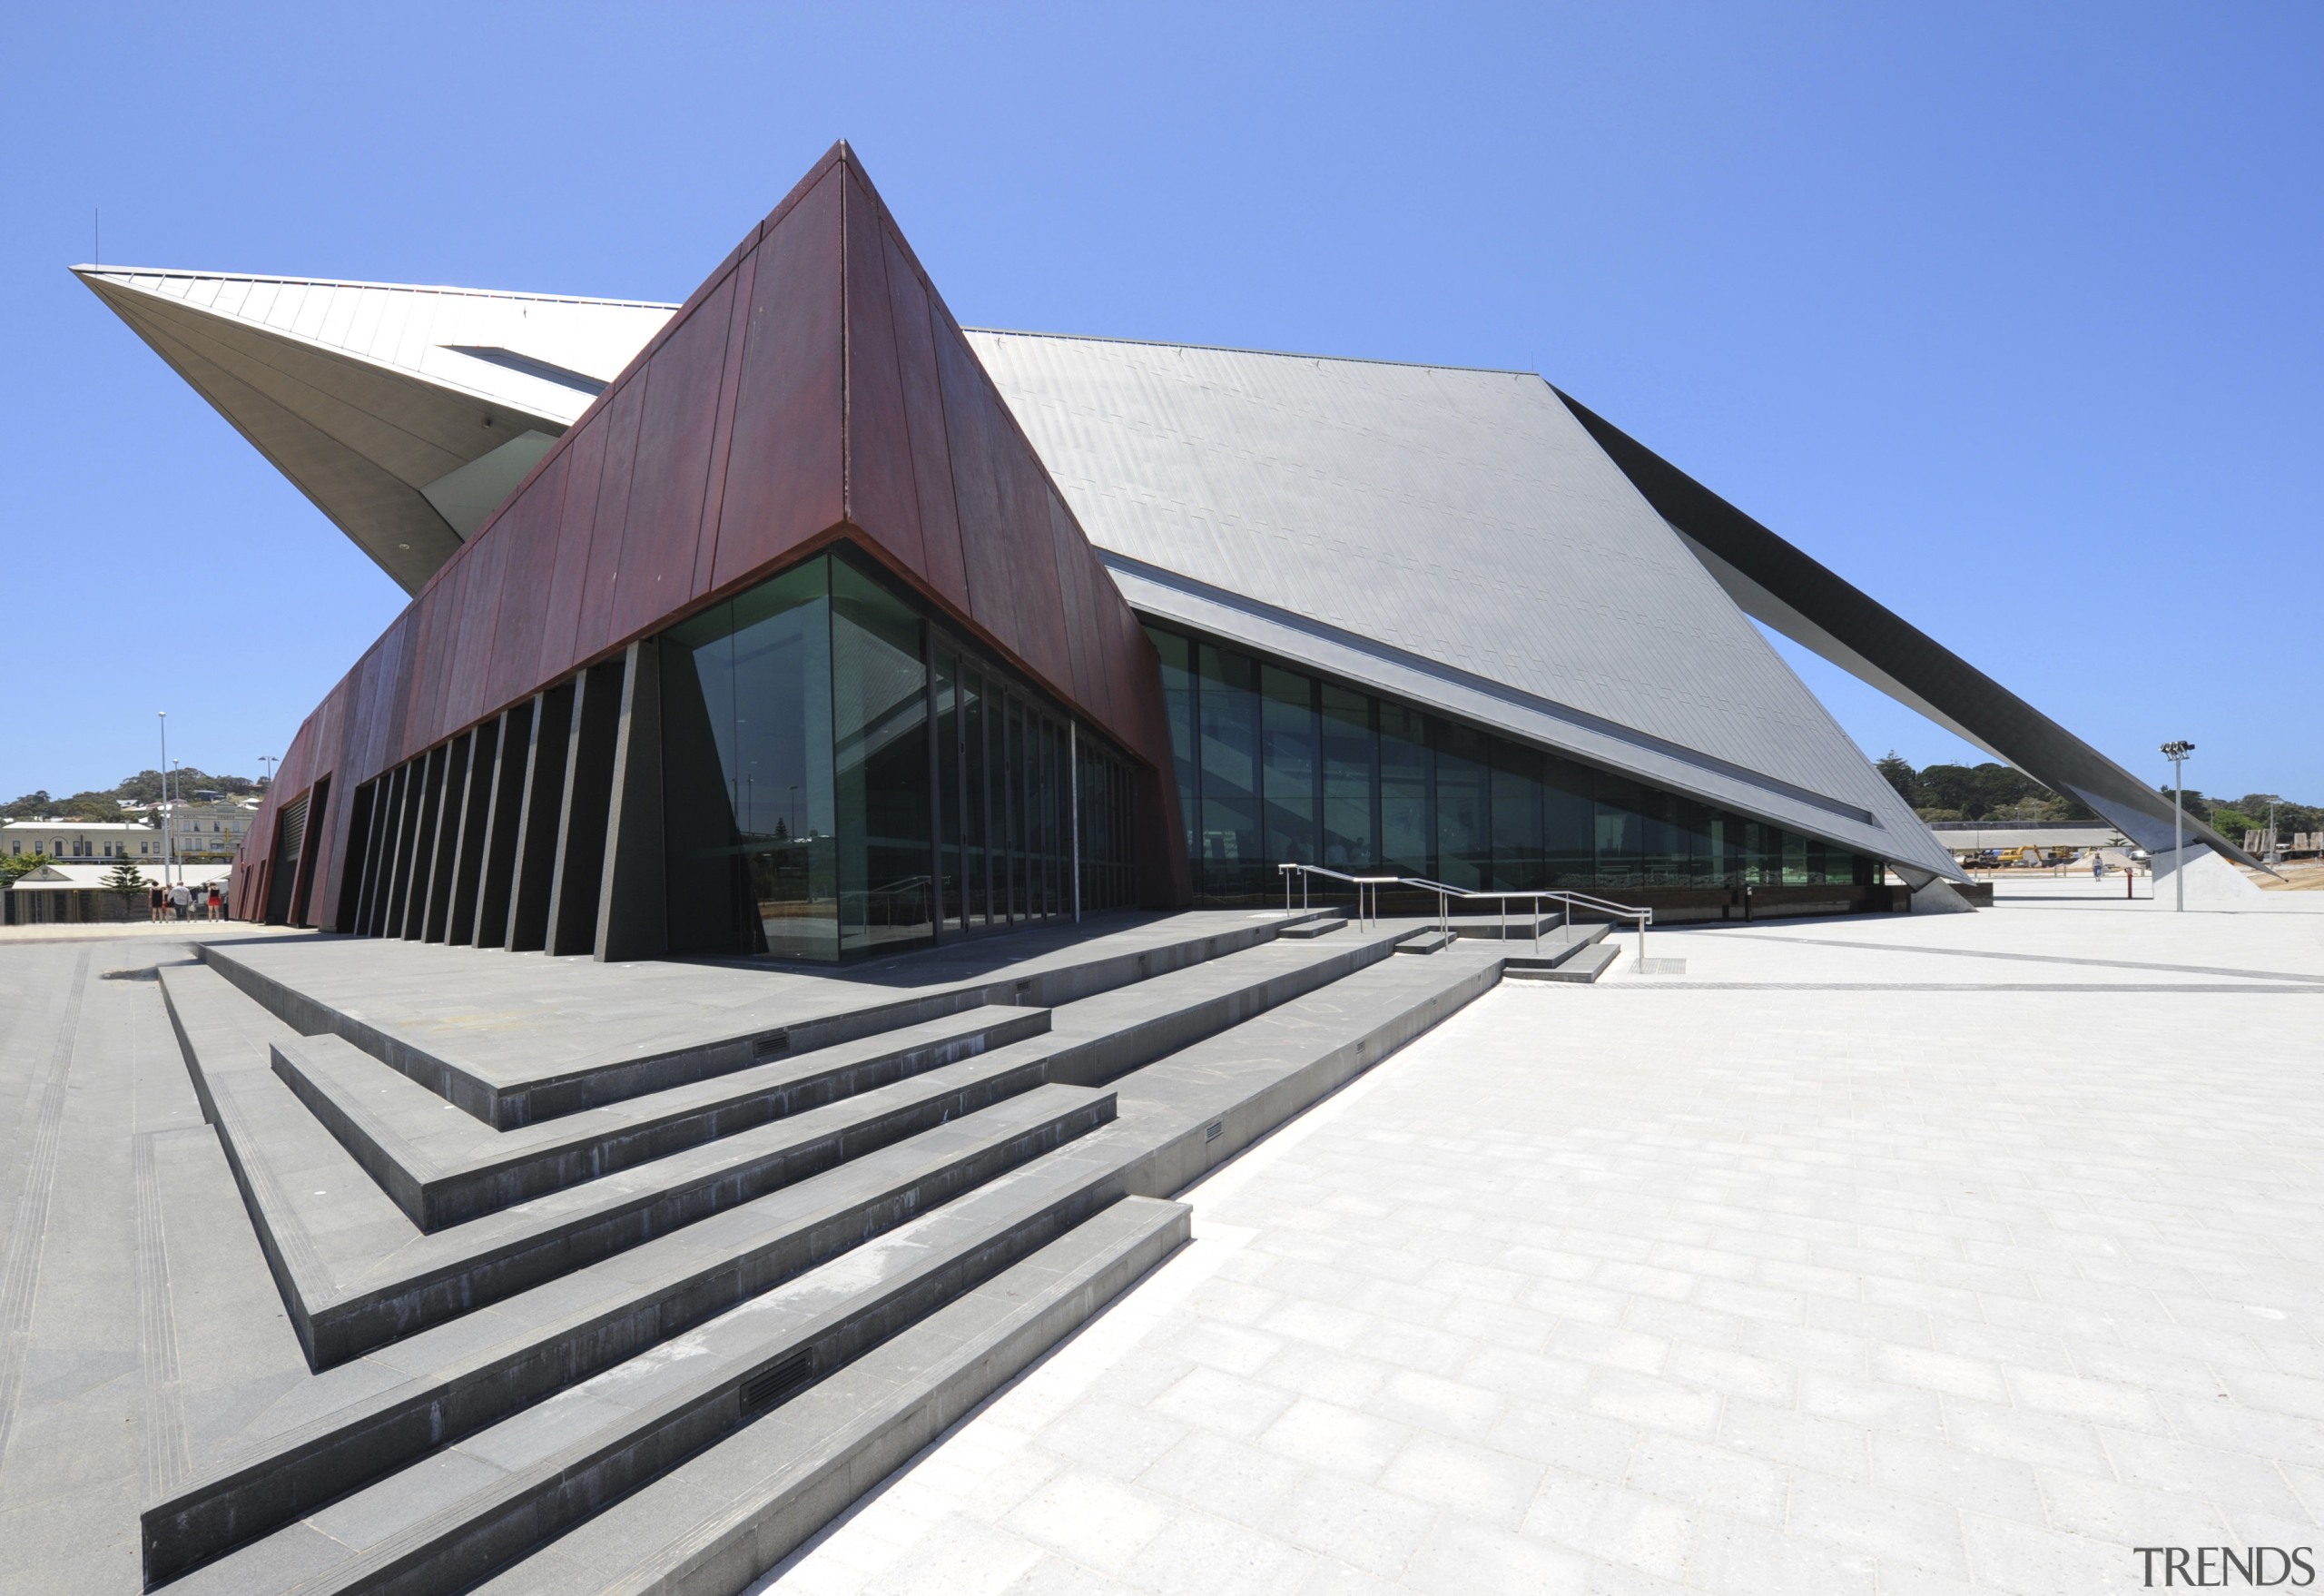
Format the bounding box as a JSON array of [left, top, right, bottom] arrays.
[[751, 1030, 791, 1062], [1014, 980, 1034, 1004], [738, 1348, 814, 1414], [1206, 1120, 1224, 1142]]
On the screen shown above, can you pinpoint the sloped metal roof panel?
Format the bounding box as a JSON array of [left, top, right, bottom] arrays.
[[962, 330, 1959, 876]]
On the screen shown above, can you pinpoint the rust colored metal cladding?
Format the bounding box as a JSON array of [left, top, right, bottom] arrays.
[[231, 143, 1189, 928]]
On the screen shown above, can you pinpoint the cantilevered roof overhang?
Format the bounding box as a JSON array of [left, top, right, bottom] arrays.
[[74, 268, 670, 593], [1557, 394, 2264, 873]]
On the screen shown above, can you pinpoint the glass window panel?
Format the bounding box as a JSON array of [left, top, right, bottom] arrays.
[[1261, 665, 1317, 870], [1379, 702, 1431, 878], [1542, 756, 1594, 888], [1007, 695, 1027, 921], [1147, 627, 1197, 875], [1783, 830, 1808, 884], [1489, 738, 1543, 892], [660, 555, 836, 959], [1196, 645, 1263, 898], [1319, 685, 1374, 872], [1639, 791, 1710, 887], [936, 651, 961, 932], [832, 556, 931, 957], [962, 670, 988, 928], [1594, 775, 1643, 890], [1433, 720, 1488, 891]]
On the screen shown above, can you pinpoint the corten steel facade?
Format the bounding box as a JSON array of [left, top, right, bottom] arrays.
[[222, 146, 1186, 961], [84, 143, 2260, 956]]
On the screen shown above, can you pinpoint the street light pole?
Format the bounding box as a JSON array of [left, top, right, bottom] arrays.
[[2160, 740, 2194, 912], [158, 711, 176, 891]]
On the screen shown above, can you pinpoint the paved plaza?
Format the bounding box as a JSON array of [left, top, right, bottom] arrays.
[[1, 884, 2319, 1593], [761, 882, 2324, 1595]]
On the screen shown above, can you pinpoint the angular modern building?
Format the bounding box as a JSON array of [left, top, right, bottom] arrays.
[[80, 143, 2256, 961]]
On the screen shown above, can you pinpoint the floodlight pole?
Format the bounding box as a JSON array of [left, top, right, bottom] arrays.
[[2160, 740, 2194, 912], [158, 712, 176, 890]]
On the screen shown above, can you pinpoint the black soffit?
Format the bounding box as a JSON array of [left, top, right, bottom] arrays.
[[1556, 391, 2263, 872]]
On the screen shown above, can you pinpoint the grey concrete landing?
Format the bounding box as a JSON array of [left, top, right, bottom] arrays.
[[203, 911, 1332, 1128]]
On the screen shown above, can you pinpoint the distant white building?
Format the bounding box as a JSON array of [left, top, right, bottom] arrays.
[[2, 820, 165, 861], [161, 799, 260, 860], [0, 860, 233, 925]]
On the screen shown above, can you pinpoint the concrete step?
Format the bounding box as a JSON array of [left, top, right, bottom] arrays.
[[1453, 918, 1612, 957], [1029, 923, 1406, 1088], [1505, 939, 1623, 983], [143, 1118, 1124, 1589], [144, 924, 1507, 1595], [1275, 914, 1344, 940], [272, 1004, 1050, 1230], [471, 1196, 1188, 1596], [1097, 945, 1504, 1197], [1491, 921, 1613, 969], [261, 926, 1395, 1236], [162, 964, 1084, 1369], [166, 1195, 1188, 1596], [470, 953, 1504, 1596], [201, 911, 1328, 1129], [1393, 928, 1454, 955]]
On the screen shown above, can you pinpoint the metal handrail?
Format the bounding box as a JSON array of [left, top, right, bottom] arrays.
[[1275, 862, 1652, 961]]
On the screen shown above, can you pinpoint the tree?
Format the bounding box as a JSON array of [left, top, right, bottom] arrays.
[[0, 852, 52, 883], [102, 854, 151, 913], [1875, 753, 1917, 805]]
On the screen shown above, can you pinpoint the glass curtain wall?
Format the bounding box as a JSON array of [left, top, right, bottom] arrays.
[[1145, 623, 1881, 901], [663, 547, 1137, 961]]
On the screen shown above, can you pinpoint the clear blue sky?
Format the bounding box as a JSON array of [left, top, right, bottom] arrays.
[[6, 4, 2317, 804]]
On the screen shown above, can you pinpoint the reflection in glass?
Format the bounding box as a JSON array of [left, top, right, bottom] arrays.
[[661, 556, 836, 959], [1433, 720, 1488, 890], [832, 557, 932, 957], [936, 652, 960, 931], [1380, 702, 1430, 878], [964, 670, 988, 928], [1490, 738, 1543, 892], [1261, 665, 1316, 868], [1320, 685, 1374, 872], [1196, 645, 1262, 898]]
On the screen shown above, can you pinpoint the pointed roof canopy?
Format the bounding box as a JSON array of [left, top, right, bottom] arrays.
[[240, 143, 1186, 929], [75, 266, 671, 591]]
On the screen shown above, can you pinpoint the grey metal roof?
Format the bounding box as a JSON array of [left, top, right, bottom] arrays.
[[962, 329, 1962, 877]]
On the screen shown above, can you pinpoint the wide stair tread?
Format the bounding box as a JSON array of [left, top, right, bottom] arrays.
[[202, 911, 1340, 1129], [264, 924, 1405, 1238], [145, 1113, 1123, 1590], [148, 927, 1506, 1594]]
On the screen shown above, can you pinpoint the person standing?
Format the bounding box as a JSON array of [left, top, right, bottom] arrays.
[[206, 883, 222, 921], [169, 882, 192, 921]]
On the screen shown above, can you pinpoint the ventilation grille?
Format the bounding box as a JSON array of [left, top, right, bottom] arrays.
[[277, 796, 310, 859], [739, 1348, 815, 1414], [751, 1030, 791, 1062]]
